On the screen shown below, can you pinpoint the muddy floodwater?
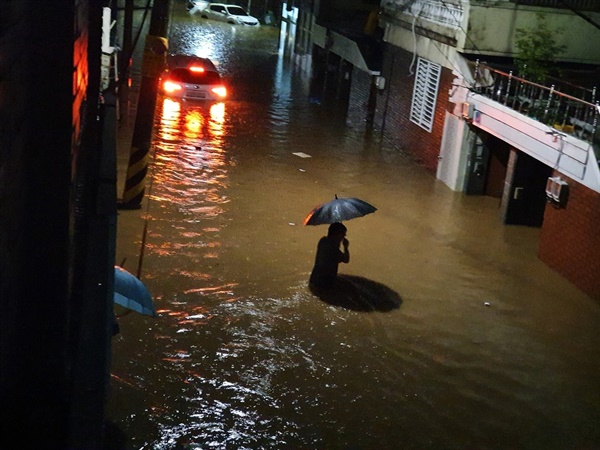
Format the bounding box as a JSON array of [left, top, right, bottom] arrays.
[[107, 6, 600, 449]]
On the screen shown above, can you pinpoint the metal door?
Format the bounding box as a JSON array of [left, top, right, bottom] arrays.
[[464, 135, 489, 195], [504, 151, 552, 227]]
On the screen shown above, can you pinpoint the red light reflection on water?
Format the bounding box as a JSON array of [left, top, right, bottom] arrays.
[[149, 97, 231, 232], [157, 98, 227, 146]]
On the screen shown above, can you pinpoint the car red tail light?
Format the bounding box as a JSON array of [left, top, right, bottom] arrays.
[[189, 66, 205, 73], [163, 80, 183, 93], [211, 86, 227, 98]]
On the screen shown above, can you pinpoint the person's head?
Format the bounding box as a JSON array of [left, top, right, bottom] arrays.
[[327, 222, 347, 240]]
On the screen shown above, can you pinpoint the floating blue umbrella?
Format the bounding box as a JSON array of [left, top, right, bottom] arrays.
[[114, 266, 157, 317]]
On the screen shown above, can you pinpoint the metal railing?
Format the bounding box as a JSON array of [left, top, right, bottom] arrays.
[[381, 0, 464, 28], [472, 62, 599, 149]]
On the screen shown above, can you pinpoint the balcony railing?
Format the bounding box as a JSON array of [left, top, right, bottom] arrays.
[[381, 0, 464, 29], [471, 62, 599, 153]]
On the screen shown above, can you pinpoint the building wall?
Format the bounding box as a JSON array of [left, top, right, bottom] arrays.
[[0, 0, 85, 445], [373, 44, 453, 174], [538, 175, 600, 300], [381, 1, 600, 65], [74, 0, 90, 144], [465, 3, 600, 64], [346, 68, 373, 131]]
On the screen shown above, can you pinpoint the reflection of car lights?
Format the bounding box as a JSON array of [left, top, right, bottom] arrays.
[[211, 86, 227, 98], [185, 111, 203, 134], [163, 80, 183, 93], [210, 102, 226, 124]]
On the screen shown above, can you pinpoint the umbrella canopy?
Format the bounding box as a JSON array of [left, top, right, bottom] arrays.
[[114, 266, 157, 317], [303, 195, 377, 226]]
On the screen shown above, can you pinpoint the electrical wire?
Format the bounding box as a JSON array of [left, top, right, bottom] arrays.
[[394, 0, 475, 88], [558, 0, 600, 30], [118, 0, 153, 93], [408, 2, 424, 75], [440, 0, 484, 59]]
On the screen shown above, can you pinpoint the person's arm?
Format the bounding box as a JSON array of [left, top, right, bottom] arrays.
[[340, 238, 350, 263]]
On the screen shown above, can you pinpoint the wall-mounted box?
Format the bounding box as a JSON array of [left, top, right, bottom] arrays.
[[462, 102, 475, 120], [374, 76, 386, 90], [545, 176, 569, 207]]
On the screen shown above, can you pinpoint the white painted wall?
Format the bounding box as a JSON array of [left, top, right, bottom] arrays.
[[463, 3, 600, 64], [381, 1, 600, 65]]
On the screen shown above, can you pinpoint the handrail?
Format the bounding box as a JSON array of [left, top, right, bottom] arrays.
[[478, 66, 597, 107], [472, 62, 599, 150]]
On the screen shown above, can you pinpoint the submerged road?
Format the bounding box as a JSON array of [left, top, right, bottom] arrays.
[[106, 5, 600, 449]]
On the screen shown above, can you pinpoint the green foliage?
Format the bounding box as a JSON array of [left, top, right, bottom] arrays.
[[514, 12, 566, 83]]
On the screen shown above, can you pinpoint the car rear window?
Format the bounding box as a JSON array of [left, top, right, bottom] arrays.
[[168, 68, 222, 84], [226, 6, 247, 15]]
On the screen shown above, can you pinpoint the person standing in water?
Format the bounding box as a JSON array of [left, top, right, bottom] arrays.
[[309, 222, 350, 290]]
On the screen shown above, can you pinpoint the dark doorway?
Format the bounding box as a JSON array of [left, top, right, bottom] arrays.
[[464, 134, 489, 196], [504, 151, 552, 227], [465, 133, 509, 197], [485, 141, 510, 198], [309, 45, 327, 102]]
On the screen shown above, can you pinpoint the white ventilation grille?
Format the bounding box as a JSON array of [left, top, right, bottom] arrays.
[[410, 57, 442, 132]]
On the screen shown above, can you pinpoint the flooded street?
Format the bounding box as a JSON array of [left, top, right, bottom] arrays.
[[107, 5, 600, 449]]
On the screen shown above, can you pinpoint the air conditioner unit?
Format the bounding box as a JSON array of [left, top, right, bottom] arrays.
[[462, 102, 475, 120], [545, 176, 569, 207]]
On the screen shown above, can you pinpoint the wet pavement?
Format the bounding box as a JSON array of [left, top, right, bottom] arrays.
[[106, 4, 600, 449]]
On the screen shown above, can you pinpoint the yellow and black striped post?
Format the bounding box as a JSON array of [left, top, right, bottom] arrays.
[[119, 1, 170, 209]]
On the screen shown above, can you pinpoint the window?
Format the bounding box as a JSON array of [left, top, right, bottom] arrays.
[[170, 68, 222, 84], [410, 57, 441, 133]]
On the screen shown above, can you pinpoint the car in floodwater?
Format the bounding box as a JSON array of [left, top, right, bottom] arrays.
[[160, 56, 227, 102], [189, 2, 260, 26]]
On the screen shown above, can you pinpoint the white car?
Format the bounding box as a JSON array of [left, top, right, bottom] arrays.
[[187, 1, 209, 13], [195, 3, 260, 26]]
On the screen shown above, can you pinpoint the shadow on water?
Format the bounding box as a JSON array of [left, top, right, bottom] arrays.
[[103, 420, 129, 450], [310, 274, 402, 312]]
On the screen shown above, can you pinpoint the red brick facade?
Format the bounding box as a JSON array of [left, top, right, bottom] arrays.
[[538, 174, 600, 300], [373, 45, 452, 174]]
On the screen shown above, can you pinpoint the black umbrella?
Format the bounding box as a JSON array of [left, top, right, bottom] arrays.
[[303, 195, 377, 226]]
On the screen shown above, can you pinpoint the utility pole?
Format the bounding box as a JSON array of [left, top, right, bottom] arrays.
[[119, 0, 171, 209], [119, 0, 134, 114]]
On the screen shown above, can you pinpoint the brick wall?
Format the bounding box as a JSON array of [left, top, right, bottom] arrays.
[[538, 175, 600, 300], [373, 44, 453, 174]]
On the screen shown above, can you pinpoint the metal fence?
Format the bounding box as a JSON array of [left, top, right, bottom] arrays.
[[472, 62, 599, 148]]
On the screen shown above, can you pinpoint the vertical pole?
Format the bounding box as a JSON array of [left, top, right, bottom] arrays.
[[119, 0, 171, 209], [119, 0, 134, 114]]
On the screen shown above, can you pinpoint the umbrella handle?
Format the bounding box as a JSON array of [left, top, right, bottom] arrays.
[[115, 309, 134, 318]]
